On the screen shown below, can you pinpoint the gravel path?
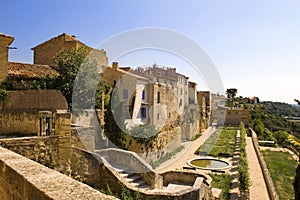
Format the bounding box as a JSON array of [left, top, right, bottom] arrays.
[[246, 136, 270, 200]]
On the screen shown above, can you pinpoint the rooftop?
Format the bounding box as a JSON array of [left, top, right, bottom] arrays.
[[8, 62, 59, 79]]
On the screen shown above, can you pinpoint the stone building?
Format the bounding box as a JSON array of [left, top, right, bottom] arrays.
[[0, 33, 14, 83], [132, 64, 189, 115], [211, 94, 227, 110], [131, 65, 204, 140], [211, 106, 250, 127], [197, 91, 211, 132], [101, 62, 180, 132], [31, 33, 108, 69], [0, 90, 70, 136]]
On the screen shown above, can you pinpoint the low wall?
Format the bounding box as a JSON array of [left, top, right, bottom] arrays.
[[161, 170, 212, 200], [127, 126, 182, 163], [71, 126, 95, 151], [0, 136, 70, 172], [250, 128, 279, 200], [0, 112, 39, 135], [74, 147, 210, 200], [97, 148, 159, 189], [0, 146, 116, 200]]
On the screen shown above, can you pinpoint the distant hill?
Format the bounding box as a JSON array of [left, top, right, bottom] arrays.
[[261, 101, 300, 117]]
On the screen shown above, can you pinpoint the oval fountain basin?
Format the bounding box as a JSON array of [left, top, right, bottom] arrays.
[[188, 158, 231, 170]]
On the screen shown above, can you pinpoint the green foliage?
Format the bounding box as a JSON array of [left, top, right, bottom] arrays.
[[54, 47, 98, 109], [294, 163, 300, 200], [104, 84, 128, 149], [262, 101, 300, 117], [19, 75, 57, 90], [0, 88, 8, 101], [251, 102, 300, 146], [208, 129, 237, 157], [251, 118, 265, 136], [263, 150, 297, 200], [150, 146, 184, 169], [95, 81, 111, 109], [209, 173, 233, 200], [98, 183, 141, 200], [130, 124, 158, 143], [195, 129, 222, 155], [193, 133, 202, 141], [238, 122, 250, 192], [226, 88, 238, 98]]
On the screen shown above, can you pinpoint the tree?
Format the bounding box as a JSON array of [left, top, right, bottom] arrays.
[[295, 99, 300, 105], [274, 130, 289, 146], [226, 88, 238, 98], [54, 47, 98, 109]]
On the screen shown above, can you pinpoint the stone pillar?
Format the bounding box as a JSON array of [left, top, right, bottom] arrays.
[[54, 111, 71, 136], [0, 34, 14, 83]]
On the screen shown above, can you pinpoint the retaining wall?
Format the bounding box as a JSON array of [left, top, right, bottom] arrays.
[[0, 146, 116, 200], [250, 128, 279, 200]]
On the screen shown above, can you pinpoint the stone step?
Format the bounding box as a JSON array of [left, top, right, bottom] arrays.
[[120, 173, 129, 178], [125, 175, 141, 183], [131, 179, 148, 188]]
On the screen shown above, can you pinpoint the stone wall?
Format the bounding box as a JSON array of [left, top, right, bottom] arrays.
[[32, 33, 108, 68], [71, 126, 95, 151], [250, 128, 279, 200], [127, 126, 182, 163], [161, 170, 212, 200], [0, 146, 116, 200], [97, 148, 159, 189], [0, 136, 70, 172], [0, 33, 14, 83], [0, 112, 39, 135], [73, 147, 212, 200], [0, 90, 69, 136]]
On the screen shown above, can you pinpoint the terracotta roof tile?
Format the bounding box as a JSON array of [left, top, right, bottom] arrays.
[[8, 62, 59, 79]]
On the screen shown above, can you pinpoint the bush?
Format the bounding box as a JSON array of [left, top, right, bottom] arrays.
[[131, 124, 158, 143], [238, 122, 250, 193], [0, 89, 8, 101]]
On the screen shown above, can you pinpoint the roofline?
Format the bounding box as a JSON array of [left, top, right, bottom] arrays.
[[31, 33, 77, 50]]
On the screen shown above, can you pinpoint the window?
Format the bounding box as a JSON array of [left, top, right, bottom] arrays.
[[157, 113, 160, 119], [123, 89, 128, 99], [179, 99, 182, 107], [140, 107, 147, 118], [142, 90, 145, 100], [157, 92, 161, 103], [180, 88, 183, 95]]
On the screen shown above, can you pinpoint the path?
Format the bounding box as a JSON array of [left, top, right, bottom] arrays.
[[246, 136, 270, 200], [155, 127, 215, 173]]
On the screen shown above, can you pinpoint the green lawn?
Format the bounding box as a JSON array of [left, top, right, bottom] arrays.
[[208, 129, 237, 157], [209, 173, 233, 200], [262, 150, 298, 200]]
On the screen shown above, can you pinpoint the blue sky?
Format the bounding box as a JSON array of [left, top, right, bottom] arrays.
[[1, 0, 299, 103]]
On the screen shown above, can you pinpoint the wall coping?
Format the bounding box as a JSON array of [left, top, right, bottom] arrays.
[[0, 146, 116, 200], [249, 128, 279, 200]]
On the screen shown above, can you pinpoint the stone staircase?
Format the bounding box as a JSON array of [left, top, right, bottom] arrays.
[[113, 165, 150, 190]]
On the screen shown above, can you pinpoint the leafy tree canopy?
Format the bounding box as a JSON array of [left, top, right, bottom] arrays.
[[54, 47, 99, 109], [226, 88, 238, 99]]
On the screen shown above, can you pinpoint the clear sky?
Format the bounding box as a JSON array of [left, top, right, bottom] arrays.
[[1, 0, 299, 103]]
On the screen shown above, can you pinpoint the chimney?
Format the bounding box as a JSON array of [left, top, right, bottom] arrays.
[[0, 33, 14, 83], [112, 62, 118, 70]]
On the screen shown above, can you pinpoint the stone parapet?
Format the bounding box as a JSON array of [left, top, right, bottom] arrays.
[[0, 146, 116, 200]]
